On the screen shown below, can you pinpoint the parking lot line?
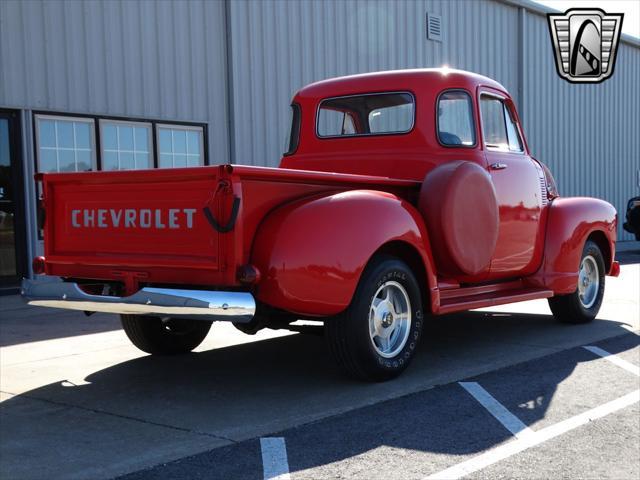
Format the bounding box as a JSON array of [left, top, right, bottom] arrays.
[[583, 346, 640, 376], [260, 437, 291, 480], [426, 389, 640, 480], [459, 382, 534, 439]]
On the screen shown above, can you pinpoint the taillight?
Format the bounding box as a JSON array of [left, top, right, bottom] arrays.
[[237, 264, 261, 284], [32, 256, 46, 275]]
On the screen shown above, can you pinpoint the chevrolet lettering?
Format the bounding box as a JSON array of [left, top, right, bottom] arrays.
[[70, 208, 197, 229], [23, 69, 620, 382]]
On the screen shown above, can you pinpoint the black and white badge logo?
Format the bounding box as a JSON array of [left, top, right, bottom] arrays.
[[547, 8, 624, 83]]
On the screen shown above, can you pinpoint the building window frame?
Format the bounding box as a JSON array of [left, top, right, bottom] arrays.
[[99, 119, 153, 171], [34, 114, 98, 173], [156, 123, 206, 169], [32, 110, 209, 172]]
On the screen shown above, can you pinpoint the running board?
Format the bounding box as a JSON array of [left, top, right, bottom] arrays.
[[438, 287, 553, 314]]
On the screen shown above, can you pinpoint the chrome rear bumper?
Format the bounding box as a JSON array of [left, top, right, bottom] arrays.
[[21, 278, 255, 323]]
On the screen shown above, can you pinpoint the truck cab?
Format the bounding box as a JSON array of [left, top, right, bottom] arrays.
[[282, 69, 548, 284], [23, 69, 619, 381]]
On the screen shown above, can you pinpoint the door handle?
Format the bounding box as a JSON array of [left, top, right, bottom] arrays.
[[490, 163, 508, 170]]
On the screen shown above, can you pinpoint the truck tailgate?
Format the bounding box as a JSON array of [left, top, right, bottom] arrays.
[[42, 166, 227, 278]]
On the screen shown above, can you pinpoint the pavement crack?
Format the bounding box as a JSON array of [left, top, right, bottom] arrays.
[[0, 389, 237, 444]]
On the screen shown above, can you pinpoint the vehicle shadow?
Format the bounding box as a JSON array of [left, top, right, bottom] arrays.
[[617, 248, 640, 265], [0, 296, 121, 347], [0, 310, 638, 479]]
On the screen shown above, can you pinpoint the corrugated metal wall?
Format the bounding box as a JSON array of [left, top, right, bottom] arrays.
[[0, 0, 638, 241], [0, 0, 230, 164], [228, 0, 520, 167]]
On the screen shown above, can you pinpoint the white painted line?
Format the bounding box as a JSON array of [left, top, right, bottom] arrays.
[[426, 389, 640, 480], [459, 382, 535, 439], [260, 437, 291, 480], [583, 346, 640, 377]]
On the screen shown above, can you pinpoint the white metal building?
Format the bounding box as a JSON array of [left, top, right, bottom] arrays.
[[0, 0, 638, 288]]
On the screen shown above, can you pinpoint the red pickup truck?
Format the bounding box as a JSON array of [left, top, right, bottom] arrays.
[[23, 69, 619, 381]]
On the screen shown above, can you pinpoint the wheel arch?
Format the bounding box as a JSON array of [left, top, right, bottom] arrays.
[[586, 230, 612, 273], [250, 189, 437, 317], [370, 240, 432, 314], [536, 197, 617, 294]]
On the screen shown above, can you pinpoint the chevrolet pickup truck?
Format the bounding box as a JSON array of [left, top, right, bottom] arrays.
[[23, 69, 619, 381]]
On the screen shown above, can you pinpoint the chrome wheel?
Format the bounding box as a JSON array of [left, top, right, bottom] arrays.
[[578, 255, 600, 309], [368, 281, 412, 358]]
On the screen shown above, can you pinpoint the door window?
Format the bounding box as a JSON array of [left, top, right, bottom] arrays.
[[480, 97, 508, 150], [480, 96, 524, 152]]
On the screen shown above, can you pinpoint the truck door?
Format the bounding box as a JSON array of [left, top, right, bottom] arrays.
[[479, 91, 544, 280]]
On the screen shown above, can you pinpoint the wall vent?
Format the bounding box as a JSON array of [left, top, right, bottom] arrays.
[[427, 13, 442, 42]]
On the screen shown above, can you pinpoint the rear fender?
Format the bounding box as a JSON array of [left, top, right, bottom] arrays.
[[534, 197, 617, 294], [250, 190, 437, 317]]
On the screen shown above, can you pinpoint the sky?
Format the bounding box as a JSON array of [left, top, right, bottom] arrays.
[[533, 0, 640, 39]]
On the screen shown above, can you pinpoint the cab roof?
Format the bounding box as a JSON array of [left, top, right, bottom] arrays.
[[294, 68, 508, 101]]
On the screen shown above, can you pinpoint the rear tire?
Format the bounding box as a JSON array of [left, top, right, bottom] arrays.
[[325, 255, 424, 381], [120, 315, 212, 355], [548, 240, 605, 324]]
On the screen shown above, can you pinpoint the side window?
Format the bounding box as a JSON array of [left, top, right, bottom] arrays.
[[504, 104, 523, 152], [317, 92, 414, 138], [480, 96, 508, 149], [437, 91, 476, 146], [317, 108, 351, 137], [480, 96, 524, 152]]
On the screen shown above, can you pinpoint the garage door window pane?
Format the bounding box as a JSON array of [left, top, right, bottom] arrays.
[[157, 125, 204, 168], [36, 116, 96, 172], [100, 120, 152, 170]]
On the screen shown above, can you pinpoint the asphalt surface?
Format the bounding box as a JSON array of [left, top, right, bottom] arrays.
[[120, 334, 640, 480], [1, 260, 639, 479]]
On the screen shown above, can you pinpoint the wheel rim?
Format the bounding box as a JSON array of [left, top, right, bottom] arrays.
[[368, 281, 412, 358], [578, 255, 600, 309]]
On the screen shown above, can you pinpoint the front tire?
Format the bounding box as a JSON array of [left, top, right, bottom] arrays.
[[325, 255, 424, 381], [548, 240, 605, 324], [120, 315, 212, 355]]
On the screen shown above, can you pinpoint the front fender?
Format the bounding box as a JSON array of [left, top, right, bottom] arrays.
[[251, 190, 436, 316], [538, 197, 617, 294]]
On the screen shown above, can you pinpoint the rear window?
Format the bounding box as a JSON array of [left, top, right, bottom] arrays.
[[317, 92, 414, 138]]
